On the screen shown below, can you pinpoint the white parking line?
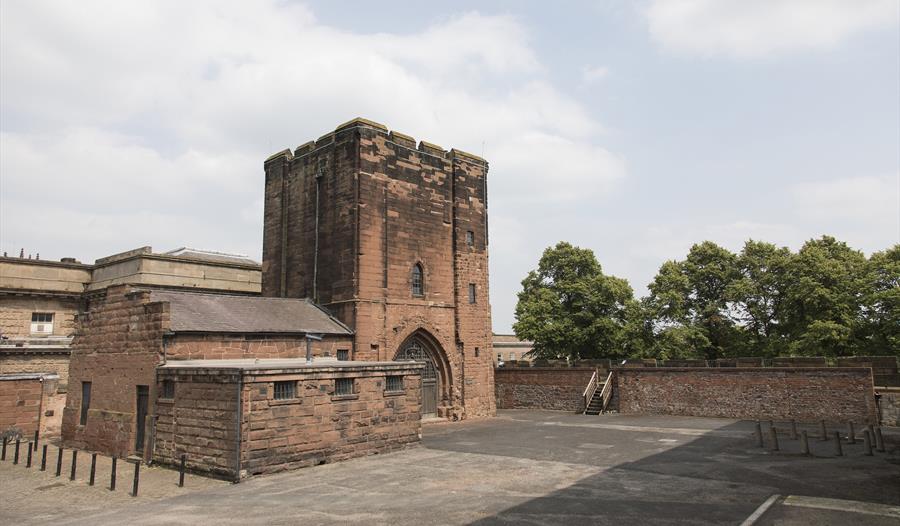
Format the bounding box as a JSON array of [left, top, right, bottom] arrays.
[[783, 495, 900, 518], [740, 494, 780, 526]]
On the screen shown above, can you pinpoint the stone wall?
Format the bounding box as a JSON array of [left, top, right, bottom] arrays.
[[495, 367, 596, 412], [878, 388, 900, 427], [155, 361, 422, 480], [613, 368, 878, 424], [262, 119, 495, 420], [0, 351, 71, 388], [166, 334, 353, 361], [0, 296, 81, 338], [0, 374, 63, 439]]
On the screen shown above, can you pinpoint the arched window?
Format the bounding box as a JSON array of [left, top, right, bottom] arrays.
[[411, 263, 424, 296]]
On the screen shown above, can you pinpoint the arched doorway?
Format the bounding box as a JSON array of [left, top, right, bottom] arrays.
[[394, 332, 447, 418]]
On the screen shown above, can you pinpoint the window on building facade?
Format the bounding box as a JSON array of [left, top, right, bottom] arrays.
[[468, 283, 476, 304], [509, 352, 516, 360], [160, 379, 175, 399], [385, 375, 403, 392], [411, 264, 424, 296], [80, 381, 91, 426], [466, 231, 475, 247], [337, 349, 349, 361], [274, 381, 296, 400], [31, 312, 54, 334], [497, 353, 502, 362], [335, 378, 355, 396]]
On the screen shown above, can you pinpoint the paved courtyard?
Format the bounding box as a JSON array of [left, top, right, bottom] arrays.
[[1, 410, 898, 525]]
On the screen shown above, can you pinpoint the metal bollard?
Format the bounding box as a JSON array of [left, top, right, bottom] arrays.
[[33, 430, 39, 452], [769, 426, 780, 451], [1, 437, 6, 460], [132, 461, 141, 497], [874, 427, 885, 453], [790, 419, 798, 440], [863, 430, 873, 456], [847, 422, 856, 444], [13, 439, 20, 464], [55, 447, 63, 476], [820, 420, 828, 441], [89, 453, 97, 486], [755, 421, 764, 447], [26, 443, 32, 468], [833, 431, 843, 456], [70, 450, 77, 480], [801, 430, 810, 455], [179, 454, 186, 487], [110, 457, 117, 491], [40, 444, 47, 471]]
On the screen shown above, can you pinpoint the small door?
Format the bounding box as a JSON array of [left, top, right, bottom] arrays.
[[422, 379, 438, 417], [135, 385, 149, 452]]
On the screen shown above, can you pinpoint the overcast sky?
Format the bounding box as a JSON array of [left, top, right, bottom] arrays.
[[1, 0, 898, 332]]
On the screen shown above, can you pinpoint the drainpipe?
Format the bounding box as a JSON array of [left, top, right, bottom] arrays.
[[313, 166, 323, 302], [234, 372, 243, 483], [306, 333, 324, 364]]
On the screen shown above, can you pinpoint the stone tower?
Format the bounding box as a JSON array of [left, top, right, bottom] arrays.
[[262, 118, 495, 419]]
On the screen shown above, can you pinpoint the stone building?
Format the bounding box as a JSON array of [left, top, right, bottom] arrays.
[[262, 118, 495, 419], [492, 333, 534, 365]]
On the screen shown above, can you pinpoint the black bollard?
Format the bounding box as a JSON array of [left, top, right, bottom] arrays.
[[801, 430, 810, 455], [790, 419, 798, 440], [110, 457, 117, 491], [26, 443, 32, 468], [33, 430, 39, 452], [70, 450, 77, 480], [1, 437, 6, 460], [13, 439, 20, 464], [863, 430, 873, 456], [40, 444, 47, 471], [89, 453, 97, 486], [874, 427, 885, 452], [847, 422, 856, 444], [755, 421, 764, 447], [132, 461, 140, 497], [179, 454, 186, 487], [833, 431, 843, 456], [769, 426, 780, 451], [55, 447, 63, 476]]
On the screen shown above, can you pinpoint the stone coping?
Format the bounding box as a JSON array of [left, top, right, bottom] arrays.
[[159, 358, 425, 373], [613, 367, 875, 373], [0, 373, 60, 381]]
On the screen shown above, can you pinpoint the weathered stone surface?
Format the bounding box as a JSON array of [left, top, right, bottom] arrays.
[[495, 368, 596, 412]]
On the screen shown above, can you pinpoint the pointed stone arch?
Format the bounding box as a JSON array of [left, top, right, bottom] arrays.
[[393, 328, 452, 418]]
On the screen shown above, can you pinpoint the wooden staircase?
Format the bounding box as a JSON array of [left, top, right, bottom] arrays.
[[583, 371, 613, 415]]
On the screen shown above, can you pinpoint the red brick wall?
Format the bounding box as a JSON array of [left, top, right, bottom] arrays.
[[165, 334, 353, 361], [262, 121, 495, 420], [495, 368, 596, 411], [614, 368, 878, 424], [0, 374, 62, 439], [155, 362, 422, 480]]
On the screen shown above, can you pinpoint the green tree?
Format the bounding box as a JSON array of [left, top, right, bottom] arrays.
[[513, 242, 635, 360], [859, 245, 900, 355]]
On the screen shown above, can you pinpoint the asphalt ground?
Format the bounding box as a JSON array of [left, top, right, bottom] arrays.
[[1, 410, 898, 525]]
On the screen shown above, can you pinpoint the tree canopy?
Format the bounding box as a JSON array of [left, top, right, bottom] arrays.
[[513, 237, 900, 360]]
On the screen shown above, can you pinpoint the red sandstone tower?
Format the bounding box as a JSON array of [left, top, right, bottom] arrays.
[[262, 118, 495, 419]]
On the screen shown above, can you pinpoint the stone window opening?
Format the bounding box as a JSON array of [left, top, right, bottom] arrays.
[[274, 381, 296, 400], [160, 379, 175, 399], [31, 312, 54, 335], [466, 230, 475, 247], [411, 263, 424, 297], [337, 349, 350, 361], [80, 381, 91, 426], [335, 378, 355, 396], [385, 375, 403, 393], [468, 283, 476, 304]]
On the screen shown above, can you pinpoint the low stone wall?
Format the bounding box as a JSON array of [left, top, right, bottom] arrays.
[[0, 373, 63, 439], [495, 367, 596, 412], [878, 388, 900, 427], [613, 368, 878, 424]]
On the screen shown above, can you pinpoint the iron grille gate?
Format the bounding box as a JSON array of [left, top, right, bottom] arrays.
[[396, 340, 438, 416]]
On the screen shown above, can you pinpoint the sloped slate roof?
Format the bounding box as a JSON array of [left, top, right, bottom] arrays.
[[150, 290, 352, 335]]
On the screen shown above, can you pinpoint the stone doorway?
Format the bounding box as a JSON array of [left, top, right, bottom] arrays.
[[394, 334, 444, 418]]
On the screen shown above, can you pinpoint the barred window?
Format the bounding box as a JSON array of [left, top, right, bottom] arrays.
[[337, 349, 349, 361], [335, 378, 355, 396], [385, 375, 403, 392], [411, 264, 424, 296], [274, 381, 296, 400], [160, 379, 175, 399]]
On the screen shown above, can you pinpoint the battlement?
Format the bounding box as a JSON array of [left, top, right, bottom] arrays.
[[264, 117, 487, 167]]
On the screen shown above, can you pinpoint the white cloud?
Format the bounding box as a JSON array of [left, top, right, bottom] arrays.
[[0, 1, 624, 267], [645, 0, 899, 58], [581, 65, 609, 85]]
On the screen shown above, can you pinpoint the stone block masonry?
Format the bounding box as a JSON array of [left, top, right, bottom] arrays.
[[878, 388, 900, 427], [155, 360, 423, 480], [613, 367, 878, 425], [495, 367, 596, 411], [0, 374, 62, 439]]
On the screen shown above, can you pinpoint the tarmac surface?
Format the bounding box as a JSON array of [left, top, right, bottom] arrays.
[[1, 410, 898, 525]]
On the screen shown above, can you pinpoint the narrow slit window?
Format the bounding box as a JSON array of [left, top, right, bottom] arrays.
[[274, 381, 296, 400], [466, 231, 475, 247], [411, 264, 424, 296], [80, 381, 91, 426], [468, 283, 476, 304]]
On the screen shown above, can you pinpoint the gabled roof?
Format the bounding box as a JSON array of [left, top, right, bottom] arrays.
[[149, 290, 352, 335]]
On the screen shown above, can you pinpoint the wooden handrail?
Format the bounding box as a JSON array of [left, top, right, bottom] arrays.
[[599, 371, 614, 413], [582, 370, 599, 414]]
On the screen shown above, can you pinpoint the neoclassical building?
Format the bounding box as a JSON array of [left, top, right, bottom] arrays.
[[262, 118, 495, 419]]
